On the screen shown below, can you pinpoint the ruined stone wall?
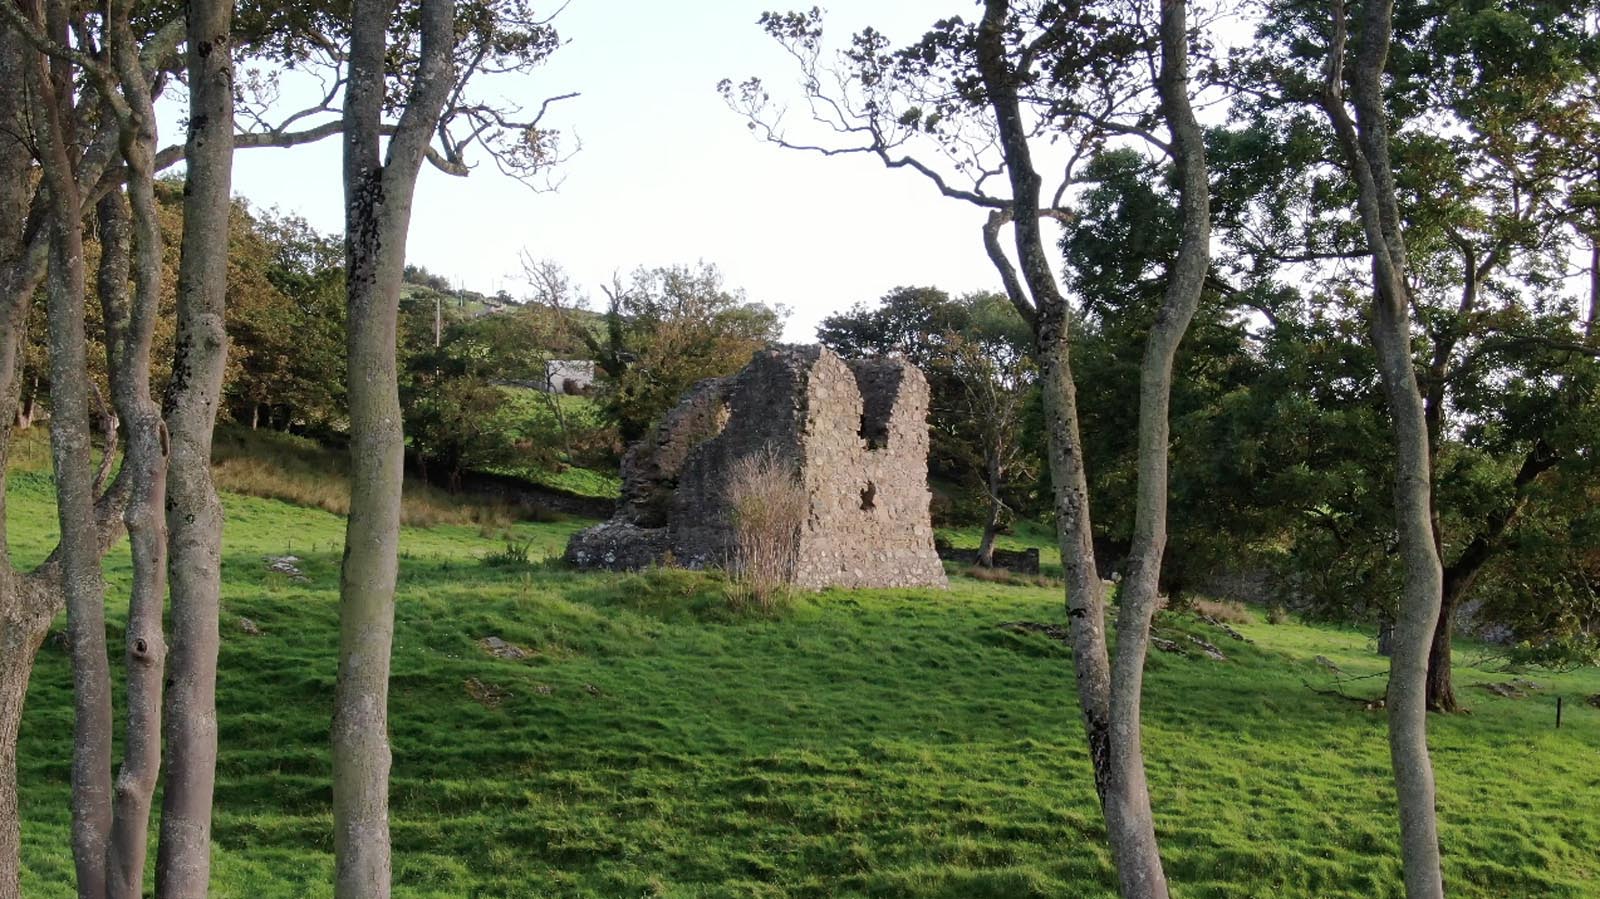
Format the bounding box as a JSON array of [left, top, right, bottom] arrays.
[[789, 353, 947, 589], [566, 345, 947, 590], [616, 377, 733, 527], [667, 348, 813, 568]]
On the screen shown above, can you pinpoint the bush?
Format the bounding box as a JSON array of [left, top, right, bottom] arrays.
[[724, 448, 806, 611], [1267, 604, 1290, 625]]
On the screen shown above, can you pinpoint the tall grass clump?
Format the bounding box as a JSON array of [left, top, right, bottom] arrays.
[[724, 447, 806, 611]]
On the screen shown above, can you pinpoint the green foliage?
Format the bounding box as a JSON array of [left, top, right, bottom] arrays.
[[1501, 635, 1600, 674], [593, 263, 786, 443], [226, 209, 348, 431]]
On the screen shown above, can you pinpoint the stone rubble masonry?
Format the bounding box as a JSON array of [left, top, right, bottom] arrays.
[[565, 344, 948, 589]]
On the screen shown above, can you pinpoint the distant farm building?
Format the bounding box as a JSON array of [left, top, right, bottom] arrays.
[[544, 360, 596, 394]]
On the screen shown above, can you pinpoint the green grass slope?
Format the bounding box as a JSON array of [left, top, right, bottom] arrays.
[[7, 470, 1599, 897]]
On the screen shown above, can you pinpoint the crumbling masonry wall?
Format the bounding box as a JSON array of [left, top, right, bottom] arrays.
[[565, 345, 947, 590]]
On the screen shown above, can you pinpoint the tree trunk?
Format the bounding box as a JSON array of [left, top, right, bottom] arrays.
[[30, 20, 117, 892], [0, 106, 48, 896], [1033, 300, 1115, 797], [1424, 441, 1557, 712], [973, 1, 1192, 893], [154, 3, 234, 894], [976, 495, 1001, 568], [1321, 2, 1445, 895], [1097, 2, 1211, 894], [333, 2, 454, 896], [0, 20, 147, 892], [98, 31, 173, 884], [1424, 589, 1459, 714], [0, 578, 53, 899]]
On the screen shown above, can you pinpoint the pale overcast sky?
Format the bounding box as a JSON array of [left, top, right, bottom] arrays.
[[212, 1, 1016, 341]]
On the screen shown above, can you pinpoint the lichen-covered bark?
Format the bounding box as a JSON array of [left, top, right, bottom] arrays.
[[333, 2, 454, 895], [0, 581, 52, 899], [26, 10, 116, 891], [155, 2, 234, 894], [972, 3, 1209, 895], [975, 0, 1121, 869], [1097, 1, 1210, 895]]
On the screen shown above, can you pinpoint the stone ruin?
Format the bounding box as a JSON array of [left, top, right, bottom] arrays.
[[565, 344, 948, 590]]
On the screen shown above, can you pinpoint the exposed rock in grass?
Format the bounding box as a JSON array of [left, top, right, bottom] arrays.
[[533, 683, 555, 696], [478, 635, 533, 661], [1151, 635, 1184, 654], [1587, 693, 1600, 709], [1196, 614, 1253, 643], [464, 677, 510, 708], [264, 555, 308, 581], [238, 617, 262, 636], [1188, 635, 1227, 661], [1479, 679, 1542, 699]]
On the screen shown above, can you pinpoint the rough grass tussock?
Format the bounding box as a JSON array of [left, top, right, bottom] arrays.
[[724, 448, 806, 611]]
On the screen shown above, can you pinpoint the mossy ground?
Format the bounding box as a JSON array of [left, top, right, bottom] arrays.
[[7, 461, 1598, 898]]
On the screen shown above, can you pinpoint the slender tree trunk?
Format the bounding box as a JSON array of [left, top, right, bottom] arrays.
[[1372, 293, 1445, 899], [26, 13, 116, 892], [99, 30, 172, 886], [333, 2, 454, 895], [0, 23, 154, 893], [0, 163, 48, 899], [154, 2, 234, 894], [1095, 3, 1211, 895], [1424, 586, 1461, 713], [1031, 303, 1115, 789], [976, 458, 1002, 568], [1321, 2, 1445, 895], [972, 0, 1115, 797]]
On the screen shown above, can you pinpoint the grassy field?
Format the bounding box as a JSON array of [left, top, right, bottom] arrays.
[[7, 453, 1599, 897]]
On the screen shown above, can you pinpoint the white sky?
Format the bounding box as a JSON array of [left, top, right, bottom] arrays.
[[213, 1, 1012, 342]]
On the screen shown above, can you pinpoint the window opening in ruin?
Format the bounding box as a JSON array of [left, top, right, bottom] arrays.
[[860, 480, 877, 511], [859, 413, 888, 450]]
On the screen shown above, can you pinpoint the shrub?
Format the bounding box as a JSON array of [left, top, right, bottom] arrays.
[[724, 447, 806, 611], [1267, 604, 1290, 625]]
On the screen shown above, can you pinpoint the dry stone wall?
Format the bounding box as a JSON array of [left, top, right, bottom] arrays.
[[565, 344, 948, 590]]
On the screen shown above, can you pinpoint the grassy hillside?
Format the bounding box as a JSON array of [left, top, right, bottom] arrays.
[[7, 450, 1599, 897], [484, 388, 622, 500]]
